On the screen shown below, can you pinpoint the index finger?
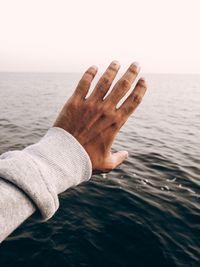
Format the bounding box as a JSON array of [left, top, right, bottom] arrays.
[[73, 66, 98, 99]]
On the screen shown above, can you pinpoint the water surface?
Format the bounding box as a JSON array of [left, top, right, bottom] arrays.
[[0, 73, 199, 267]]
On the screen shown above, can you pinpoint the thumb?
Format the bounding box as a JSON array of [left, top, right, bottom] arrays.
[[111, 150, 129, 168]]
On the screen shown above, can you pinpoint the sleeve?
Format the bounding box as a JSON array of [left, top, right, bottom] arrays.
[[0, 127, 92, 242]]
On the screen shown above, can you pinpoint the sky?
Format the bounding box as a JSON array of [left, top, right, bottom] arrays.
[[0, 0, 200, 73]]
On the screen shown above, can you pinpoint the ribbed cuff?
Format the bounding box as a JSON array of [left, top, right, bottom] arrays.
[[0, 127, 92, 220]]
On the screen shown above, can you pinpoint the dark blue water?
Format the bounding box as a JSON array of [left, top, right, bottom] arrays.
[[0, 73, 199, 267]]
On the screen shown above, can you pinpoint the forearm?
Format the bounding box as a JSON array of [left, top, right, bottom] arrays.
[[0, 127, 92, 243], [0, 178, 35, 242]]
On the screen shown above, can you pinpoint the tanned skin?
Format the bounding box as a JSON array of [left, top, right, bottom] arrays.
[[53, 61, 147, 174]]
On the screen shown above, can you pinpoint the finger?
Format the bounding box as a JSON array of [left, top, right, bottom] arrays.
[[73, 65, 98, 99], [105, 62, 140, 105], [118, 77, 147, 119], [95, 79, 146, 150], [89, 60, 120, 101], [111, 151, 129, 168]]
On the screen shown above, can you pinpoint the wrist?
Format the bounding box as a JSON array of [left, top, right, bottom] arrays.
[[0, 127, 92, 220]]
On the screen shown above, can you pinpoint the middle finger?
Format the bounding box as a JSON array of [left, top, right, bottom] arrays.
[[88, 60, 120, 101], [104, 62, 140, 106]]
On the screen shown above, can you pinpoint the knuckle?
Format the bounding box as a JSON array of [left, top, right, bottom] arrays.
[[129, 64, 139, 75], [99, 107, 115, 120], [109, 65, 117, 72], [67, 98, 79, 110], [110, 111, 121, 123], [79, 78, 90, 88], [85, 69, 95, 77], [100, 109, 110, 119], [96, 83, 105, 94], [101, 76, 110, 86], [85, 100, 94, 110], [108, 110, 115, 118], [139, 79, 147, 90], [115, 112, 123, 122], [100, 102, 109, 112], [119, 78, 131, 89], [97, 105, 106, 116], [109, 63, 119, 72], [113, 125, 119, 132], [72, 97, 79, 105], [111, 121, 119, 130], [124, 105, 133, 114], [95, 76, 111, 93], [133, 94, 142, 105]]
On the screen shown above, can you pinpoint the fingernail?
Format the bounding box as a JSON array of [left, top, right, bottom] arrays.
[[139, 77, 147, 86], [91, 65, 98, 71], [111, 60, 120, 66], [132, 62, 140, 71], [124, 151, 129, 159]]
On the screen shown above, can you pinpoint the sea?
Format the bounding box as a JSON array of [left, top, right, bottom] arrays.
[[0, 72, 199, 267]]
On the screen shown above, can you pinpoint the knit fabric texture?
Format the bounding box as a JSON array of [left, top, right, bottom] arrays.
[[0, 127, 92, 241]]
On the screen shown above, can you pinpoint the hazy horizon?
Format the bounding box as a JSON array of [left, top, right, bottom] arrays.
[[1, 71, 200, 75], [1, 0, 200, 74]]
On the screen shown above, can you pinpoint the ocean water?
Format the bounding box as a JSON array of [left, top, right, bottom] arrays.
[[0, 72, 199, 267]]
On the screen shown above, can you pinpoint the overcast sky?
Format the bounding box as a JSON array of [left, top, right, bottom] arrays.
[[0, 0, 200, 73]]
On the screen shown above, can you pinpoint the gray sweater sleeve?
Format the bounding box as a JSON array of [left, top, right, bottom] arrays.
[[0, 127, 92, 242]]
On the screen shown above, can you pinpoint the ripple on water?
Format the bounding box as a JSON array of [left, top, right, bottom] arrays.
[[0, 73, 200, 267]]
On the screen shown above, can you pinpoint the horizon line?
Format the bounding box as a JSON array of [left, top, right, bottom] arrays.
[[1, 71, 200, 75]]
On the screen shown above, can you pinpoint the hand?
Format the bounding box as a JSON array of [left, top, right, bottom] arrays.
[[53, 61, 147, 174]]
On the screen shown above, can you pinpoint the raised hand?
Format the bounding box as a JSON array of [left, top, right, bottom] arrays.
[[53, 61, 147, 173]]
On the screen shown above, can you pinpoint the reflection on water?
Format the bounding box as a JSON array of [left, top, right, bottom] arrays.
[[0, 73, 199, 267]]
